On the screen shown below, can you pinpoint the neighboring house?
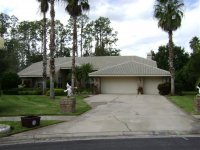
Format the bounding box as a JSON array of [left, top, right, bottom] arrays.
[[18, 54, 170, 94]]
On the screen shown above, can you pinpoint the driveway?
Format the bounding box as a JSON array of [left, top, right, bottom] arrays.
[[13, 95, 199, 137]]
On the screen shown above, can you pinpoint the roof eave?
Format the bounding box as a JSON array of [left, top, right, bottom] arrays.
[[19, 75, 44, 78], [89, 74, 171, 77]]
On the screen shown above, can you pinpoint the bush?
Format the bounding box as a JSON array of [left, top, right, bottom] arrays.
[[175, 82, 183, 95], [76, 87, 92, 94], [157, 82, 170, 95], [46, 88, 66, 96], [3, 89, 19, 95], [46, 80, 58, 88], [1, 72, 21, 90], [2, 88, 42, 95], [18, 88, 42, 95]]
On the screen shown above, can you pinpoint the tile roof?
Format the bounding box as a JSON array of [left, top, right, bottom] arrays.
[[18, 56, 158, 77], [89, 61, 170, 77]]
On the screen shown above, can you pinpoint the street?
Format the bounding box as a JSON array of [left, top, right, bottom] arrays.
[[1, 137, 200, 150]]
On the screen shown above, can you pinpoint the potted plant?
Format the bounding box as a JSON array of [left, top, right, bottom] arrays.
[[137, 86, 144, 95]]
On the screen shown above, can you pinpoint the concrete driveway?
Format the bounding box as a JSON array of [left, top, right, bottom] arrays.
[[13, 95, 199, 138]]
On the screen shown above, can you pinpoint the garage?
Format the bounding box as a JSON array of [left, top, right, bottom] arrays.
[[143, 77, 163, 94], [101, 77, 137, 94], [89, 61, 171, 95]]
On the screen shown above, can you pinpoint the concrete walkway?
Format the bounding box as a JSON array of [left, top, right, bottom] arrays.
[[1, 94, 200, 145], [0, 116, 75, 121]]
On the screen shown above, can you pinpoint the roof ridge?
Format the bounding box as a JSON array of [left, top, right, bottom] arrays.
[[89, 60, 170, 76], [130, 60, 169, 73], [94, 61, 134, 72]]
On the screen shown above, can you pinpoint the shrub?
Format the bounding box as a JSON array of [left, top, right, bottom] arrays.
[[157, 82, 170, 95], [3, 89, 19, 95], [46, 88, 66, 96], [2, 88, 42, 95], [46, 80, 58, 88], [18, 88, 42, 95], [76, 87, 92, 94], [1, 72, 21, 90], [175, 82, 183, 95]]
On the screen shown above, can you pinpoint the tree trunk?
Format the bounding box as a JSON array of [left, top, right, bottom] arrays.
[[49, 0, 55, 99], [80, 22, 83, 57], [71, 16, 77, 96], [168, 30, 175, 95], [42, 12, 47, 95]]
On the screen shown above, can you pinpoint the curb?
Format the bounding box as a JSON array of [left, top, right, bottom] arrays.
[[1, 130, 200, 146]]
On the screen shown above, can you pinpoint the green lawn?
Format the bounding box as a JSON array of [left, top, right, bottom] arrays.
[[0, 120, 62, 137], [168, 92, 199, 114], [0, 95, 91, 116]]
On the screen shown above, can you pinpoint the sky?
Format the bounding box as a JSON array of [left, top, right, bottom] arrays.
[[0, 0, 200, 58]]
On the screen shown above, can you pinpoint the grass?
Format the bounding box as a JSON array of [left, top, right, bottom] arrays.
[[0, 120, 62, 137], [0, 95, 91, 116], [168, 92, 199, 114]]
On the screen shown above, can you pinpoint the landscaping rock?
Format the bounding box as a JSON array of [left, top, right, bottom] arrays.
[[0, 124, 11, 134]]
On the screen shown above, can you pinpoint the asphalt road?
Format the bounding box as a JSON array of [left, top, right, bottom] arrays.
[[1, 137, 200, 150]]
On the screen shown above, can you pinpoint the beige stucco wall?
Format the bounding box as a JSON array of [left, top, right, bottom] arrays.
[[100, 76, 166, 95], [143, 77, 163, 95], [101, 77, 138, 94]]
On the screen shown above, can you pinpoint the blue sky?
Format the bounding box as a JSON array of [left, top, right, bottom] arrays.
[[0, 0, 200, 58]]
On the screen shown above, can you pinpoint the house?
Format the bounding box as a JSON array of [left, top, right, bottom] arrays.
[[18, 54, 170, 94]]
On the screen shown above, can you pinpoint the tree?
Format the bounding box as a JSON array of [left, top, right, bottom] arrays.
[[154, 0, 184, 95], [180, 53, 200, 90], [190, 36, 200, 54], [64, 0, 90, 96], [82, 21, 93, 56], [0, 13, 11, 38], [76, 63, 93, 89], [93, 17, 119, 56], [1, 72, 21, 90], [55, 20, 71, 57], [152, 45, 189, 71], [152, 45, 189, 92], [37, 0, 49, 95], [78, 14, 89, 57], [49, 0, 56, 99]]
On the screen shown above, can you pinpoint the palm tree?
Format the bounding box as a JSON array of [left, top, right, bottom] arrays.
[[190, 36, 200, 54], [49, 0, 56, 99], [64, 0, 90, 95], [37, 0, 49, 95], [154, 0, 184, 95]]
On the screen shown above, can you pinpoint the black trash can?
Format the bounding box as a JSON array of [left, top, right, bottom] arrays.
[[21, 116, 41, 128]]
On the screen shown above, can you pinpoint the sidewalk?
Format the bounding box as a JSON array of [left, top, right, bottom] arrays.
[[193, 115, 200, 120], [0, 116, 76, 121], [1, 115, 199, 121]]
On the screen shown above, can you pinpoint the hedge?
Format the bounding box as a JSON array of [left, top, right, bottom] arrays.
[[157, 82, 170, 95], [46, 88, 66, 96], [3, 88, 42, 95]]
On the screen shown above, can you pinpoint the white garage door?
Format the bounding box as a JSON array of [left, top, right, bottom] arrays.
[[144, 77, 163, 94], [101, 77, 137, 94]]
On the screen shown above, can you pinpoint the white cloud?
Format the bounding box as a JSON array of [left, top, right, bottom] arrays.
[[0, 0, 200, 58]]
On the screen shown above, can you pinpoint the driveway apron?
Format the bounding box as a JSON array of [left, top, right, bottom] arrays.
[[13, 94, 199, 137]]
